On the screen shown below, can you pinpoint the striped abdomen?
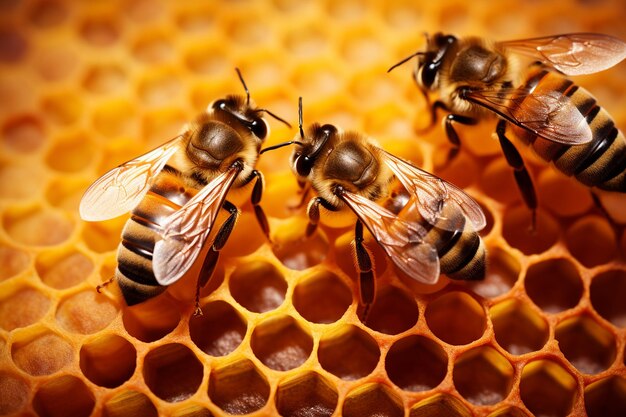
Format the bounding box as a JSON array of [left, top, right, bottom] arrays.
[[116, 171, 196, 305], [513, 70, 626, 192]]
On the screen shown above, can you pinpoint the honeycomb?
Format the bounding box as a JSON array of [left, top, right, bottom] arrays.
[[1, 0, 625, 416]]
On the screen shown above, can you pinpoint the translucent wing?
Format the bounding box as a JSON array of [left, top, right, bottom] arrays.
[[152, 166, 241, 286], [79, 137, 181, 221], [463, 87, 593, 145], [383, 152, 486, 231], [341, 190, 440, 285], [498, 33, 626, 76]]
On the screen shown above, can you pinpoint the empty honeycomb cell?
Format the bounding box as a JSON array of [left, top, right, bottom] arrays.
[[102, 390, 158, 417], [174, 3, 215, 33], [491, 299, 548, 355], [40, 90, 83, 126], [81, 217, 125, 253], [221, 210, 268, 259], [362, 285, 419, 335], [292, 270, 352, 324], [251, 315, 313, 371], [183, 42, 230, 75], [80, 334, 136, 388], [342, 383, 403, 417], [11, 331, 73, 376], [385, 335, 448, 392], [318, 324, 380, 380], [502, 207, 560, 255], [565, 216, 617, 268], [137, 70, 184, 107], [131, 29, 175, 64], [326, 0, 368, 20], [519, 359, 578, 417], [32, 375, 95, 417], [555, 314, 616, 374], [0, 163, 45, 200], [525, 258, 583, 313], [340, 28, 387, 66], [453, 345, 515, 405], [56, 290, 118, 334], [283, 24, 329, 59], [275, 371, 338, 417], [78, 15, 120, 47], [272, 217, 329, 270], [45, 177, 91, 211], [222, 11, 274, 47], [92, 99, 138, 137], [208, 359, 270, 415], [409, 394, 472, 417], [584, 376, 626, 417], [0, 28, 27, 63], [27, 0, 67, 28], [189, 300, 247, 357], [425, 291, 486, 346], [171, 404, 214, 417], [1, 113, 45, 153], [480, 159, 523, 205], [143, 343, 203, 402], [537, 170, 593, 217], [45, 131, 96, 173], [590, 269, 626, 327], [0, 244, 30, 281], [466, 246, 519, 299], [82, 64, 127, 95], [0, 287, 50, 331], [0, 371, 29, 415], [122, 296, 181, 342], [34, 44, 78, 81], [229, 260, 287, 313]]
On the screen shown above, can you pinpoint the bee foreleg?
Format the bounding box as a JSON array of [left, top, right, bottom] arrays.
[[496, 120, 538, 230], [305, 197, 337, 237], [443, 113, 477, 163], [354, 220, 375, 321], [417, 100, 447, 133], [249, 170, 271, 241], [96, 277, 114, 293]]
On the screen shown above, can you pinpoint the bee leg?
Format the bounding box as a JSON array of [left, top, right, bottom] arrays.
[[417, 100, 447, 133], [496, 120, 538, 230], [443, 113, 477, 163], [590, 191, 619, 228], [96, 277, 114, 293], [354, 220, 375, 322], [249, 169, 271, 241], [289, 180, 311, 210], [305, 197, 337, 237], [194, 200, 239, 316]]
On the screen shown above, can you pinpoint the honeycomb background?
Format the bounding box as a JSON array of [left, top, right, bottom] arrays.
[[1, 0, 626, 415]]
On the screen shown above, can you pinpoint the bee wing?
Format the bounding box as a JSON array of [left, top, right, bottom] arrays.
[[341, 190, 441, 285], [152, 167, 240, 286], [79, 137, 181, 221], [383, 152, 487, 231], [498, 33, 626, 76], [464, 87, 593, 145]]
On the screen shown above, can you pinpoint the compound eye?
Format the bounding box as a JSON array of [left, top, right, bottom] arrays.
[[250, 118, 267, 139], [212, 99, 227, 111], [421, 62, 438, 88], [295, 155, 312, 177]]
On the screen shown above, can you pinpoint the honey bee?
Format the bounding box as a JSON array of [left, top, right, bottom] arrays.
[[80, 69, 290, 314], [263, 98, 487, 312], [388, 33, 626, 225]]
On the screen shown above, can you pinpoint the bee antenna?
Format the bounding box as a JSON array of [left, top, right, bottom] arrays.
[[387, 52, 424, 73], [235, 68, 250, 105], [298, 97, 305, 140], [254, 108, 292, 128], [260, 140, 304, 155]]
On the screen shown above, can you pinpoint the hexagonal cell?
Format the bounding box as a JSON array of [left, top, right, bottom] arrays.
[[293, 270, 352, 324], [144, 343, 203, 403], [81, 217, 125, 253], [122, 296, 181, 342], [343, 383, 403, 417], [1, 113, 45, 153], [519, 359, 578, 417], [56, 290, 118, 334], [0, 27, 27, 63], [385, 334, 448, 392], [318, 324, 380, 380], [251, 315, 313, 371], [466, 246, 520, 298], [208, 359, 270, 415], [102, 390, 158, 417], [92, 98, 138, 138], [3, 206, 73, 247], [453, 345, 514, 405], [537, 170, 593, 217], [83, 63, 127, 94], [0, 371, 30, 415], [425, 291, 486, 345], [0, 244, 30, 281], [502, 206, 559, 255], [80, 334, 136, 388], [409, 393, 472, 417], [33, 375, 95, 417], [590, 269, 626, 327], [45, 176, 92, 211], [585, 376, 626, 417], [362, 285, 419, 335], [525, 258, 583, 313], [275, 372, 338, 417], [229, 260, 287, 313], [27, 0, 68, 28], [40, 90, 83, 125], [183, 41, 229, 75], [34, 42, 78, 81], [11, 331, 73, 376], [480, 159, 524, 205], [131, 29, 175, 64], [189, 300, 246, 357], [491, 299, 549, 355], [45, 131, 96, 173], [36, 249, 94, 289], [271, 217, 328, 270], [0, 162, 45, 200], [0, 286, 50, 331], [566, 216, 617, 268], [555, 314, 616, 374], [174, 3, 215, 33], [137, 70, 184, 107], [78, 14, 120, 47]]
